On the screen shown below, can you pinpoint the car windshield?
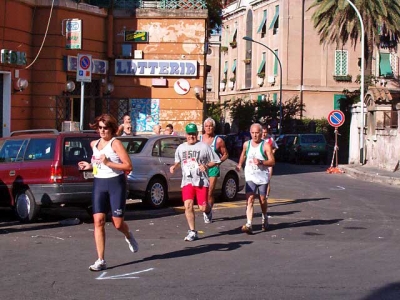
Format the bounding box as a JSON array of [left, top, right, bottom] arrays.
[[301, 135, 325, 144]]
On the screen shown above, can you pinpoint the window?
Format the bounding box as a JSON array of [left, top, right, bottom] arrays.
[[160, 138, 184, 158], [223, 61, 228, 74], [273, 50, 279, 76], [269, 5, 279, 35], [63, 138, 93, 165], [0, 140, 25, 163], [230, 26, 237, 47], [206, 74, 213, 91], [379, 53, 394, 77], [273, 93, 277, 105], [257, 10, 267, 37], [231, 59, 237, 73], [376, 110, 398, 129], [334, 94, 345, 110], [122, 44, 132, 57], [335, 50, 348, 76], [23, 138, 56, 161]]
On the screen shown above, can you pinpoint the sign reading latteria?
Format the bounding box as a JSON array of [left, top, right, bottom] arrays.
[[115, 59, 198, 77]]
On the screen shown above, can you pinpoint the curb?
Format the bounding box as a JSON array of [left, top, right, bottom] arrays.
[[339, 165, 400, 187]]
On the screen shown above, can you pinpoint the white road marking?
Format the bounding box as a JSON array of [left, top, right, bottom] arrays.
[[330, 186, 345, 190], [96, 268, 154, 280]]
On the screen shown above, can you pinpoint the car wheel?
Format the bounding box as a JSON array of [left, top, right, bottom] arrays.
[[221, 173, 238, 202], [14, 189, 40, 223], [144, 177, 167, 208]]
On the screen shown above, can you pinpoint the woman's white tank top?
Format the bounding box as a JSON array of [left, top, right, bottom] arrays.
[[91, 137, 123, 178]]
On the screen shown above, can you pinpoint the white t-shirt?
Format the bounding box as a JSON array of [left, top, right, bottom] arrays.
[[174, 141, 220, 188]]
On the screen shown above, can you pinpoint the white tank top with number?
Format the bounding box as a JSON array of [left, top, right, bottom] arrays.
[[91, 138, 123, 178], [244, 141, 269, 184]]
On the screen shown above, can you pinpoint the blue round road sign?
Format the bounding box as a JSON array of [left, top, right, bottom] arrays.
[[328, 110, 345, 127]]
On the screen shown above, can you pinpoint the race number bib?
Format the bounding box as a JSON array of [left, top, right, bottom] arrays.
[[182, 157, 198, 176]]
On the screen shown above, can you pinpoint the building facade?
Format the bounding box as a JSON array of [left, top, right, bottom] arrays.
[[218, 0, 400, 135], [0, 0, 208, 136]]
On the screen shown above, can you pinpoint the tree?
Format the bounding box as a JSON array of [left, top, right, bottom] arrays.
[[308, 0, 400, 76], [225, 96, 305, 133], [206, 0, 223, 34]]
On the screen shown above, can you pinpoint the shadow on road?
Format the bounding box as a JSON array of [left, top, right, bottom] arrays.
[[267, 218, 344, 232], [359, 282, 400, 300], [107, 241, 253, 270]]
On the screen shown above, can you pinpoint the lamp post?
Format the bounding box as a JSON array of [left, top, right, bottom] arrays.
[[243, 36, 283, 135], [343, 0, 365, 165]]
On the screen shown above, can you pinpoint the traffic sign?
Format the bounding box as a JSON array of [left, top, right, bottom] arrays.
[[76, 54, 92, 82], [328, 110, 345, 127]]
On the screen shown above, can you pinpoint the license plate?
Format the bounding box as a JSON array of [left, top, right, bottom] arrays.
[[83, 171, 94, 179], [308, 152, 318, 156]]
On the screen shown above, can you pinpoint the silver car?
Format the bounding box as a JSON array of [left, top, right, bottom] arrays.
[[118, 135, 245, 208]]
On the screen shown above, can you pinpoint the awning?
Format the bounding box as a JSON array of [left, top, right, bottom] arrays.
[[223, 61, 228, 73], [231, 28, 237, 42], [232, 59, 237, 73], [269, 5, 279, 30], [257, 59, 266, 74], [257, 10, 267, 33], [380, 53, 393, 77]]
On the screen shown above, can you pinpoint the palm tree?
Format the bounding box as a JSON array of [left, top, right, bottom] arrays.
[[308, 0, 400, 76]]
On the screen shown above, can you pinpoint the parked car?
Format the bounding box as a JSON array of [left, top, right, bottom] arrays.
[[117, 135, 245, 208], [0, 129, 99, 222], [288, 133, 328, 164], [275, 134, 297, 161]]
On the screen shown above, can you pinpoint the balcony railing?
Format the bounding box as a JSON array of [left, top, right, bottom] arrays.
[[85, 0, 206, 9]]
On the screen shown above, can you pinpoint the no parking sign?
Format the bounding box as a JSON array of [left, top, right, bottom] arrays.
[[76, 54, 92, 82], [327, 110, 345, 127]]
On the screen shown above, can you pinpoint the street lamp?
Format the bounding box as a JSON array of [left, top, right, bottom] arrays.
[[343, 0, 365, 165], [243, 36, 283, 135]]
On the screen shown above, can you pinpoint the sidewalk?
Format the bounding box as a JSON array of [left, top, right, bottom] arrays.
[[338, 164, 400, 187]]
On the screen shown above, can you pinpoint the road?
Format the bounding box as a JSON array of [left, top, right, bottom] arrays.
[[1, 163, 400, 300]]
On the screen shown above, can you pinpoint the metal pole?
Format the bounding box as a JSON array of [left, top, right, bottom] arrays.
[[243, 36, 283, 135], [80, 82, 85, 131], [343, 0, 365, 165]]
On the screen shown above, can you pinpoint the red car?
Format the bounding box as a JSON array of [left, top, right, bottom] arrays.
[[0, 129, 99, 222]]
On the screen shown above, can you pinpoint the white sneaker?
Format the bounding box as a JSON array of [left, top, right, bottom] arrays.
[[203, 210, 213, 224], [184, 230, 198, 241], [125, 232, 139, 253], [89, 259, 107, 271]]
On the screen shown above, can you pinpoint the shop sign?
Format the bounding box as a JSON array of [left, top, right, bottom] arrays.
[[124, 31, 149, 42], [66, 55, 108, 74], [0, 49, 27, 66], [115, 59, 197, 77], [66, 19, 82, 49]]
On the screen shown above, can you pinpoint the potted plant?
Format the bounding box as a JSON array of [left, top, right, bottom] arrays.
[[229, 41, 237, 48], [333, 74, 352, 82], [220, 78, 227, 90], [257, 72, 265, 78], [221, 46, 228, 53], [243, 58, 251, 64]]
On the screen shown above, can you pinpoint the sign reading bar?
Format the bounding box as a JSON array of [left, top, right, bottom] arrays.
[[115, 59, 198, 77], [124, 31, 149, 42], [0, 49, 27, 66], [67, 56, 108, 74], [66, 19, 82, 49]]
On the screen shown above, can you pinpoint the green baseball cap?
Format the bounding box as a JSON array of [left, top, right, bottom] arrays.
[[185, 123, 198, 134]]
